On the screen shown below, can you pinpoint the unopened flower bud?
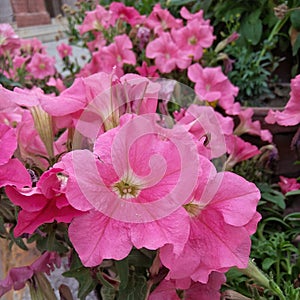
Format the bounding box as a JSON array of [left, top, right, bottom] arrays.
[[274, 3, 289, 20]]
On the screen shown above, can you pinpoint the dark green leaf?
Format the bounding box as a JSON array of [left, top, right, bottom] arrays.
[[262, 257, 275, 270], [167, 0, 195, 7], [240, 11, 262, 45], [101, 285, 116, 300], [283, 212, 300, 222], [291, 9, 300, 31], [118, 273, 147, 300], [285, 189, 300, 197], [115, 258, 129, 290], [63, 267, 97, 299], [9, 228, 28, 251]]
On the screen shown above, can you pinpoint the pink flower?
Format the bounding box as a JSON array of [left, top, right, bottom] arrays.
[[234, 108, 273, 142], [100, 34, 136, 72], [136, 26, 151, 50], [26, 53, 56, 79], [78, 5, 115, 34], [188, 63, 239, 113], [0, 123, 17, 165], [172, 19, 215, 60], [57, 42, 72, 59], [136, 61, 159, 78], [224, 135, 261, 170], [278, 176, 300, 194], [0, 23, 20, 55], [146, 32, 191, 73], [266, 74, 300, 126], [86, 31, 106, 52], [46, 77, 66, 92], [0, 123, 31, 188], [146, 4, 182, 35], [61, 114, 199, 266], [0, 252, 60, 297], [175, 105, 233, 159], [16, 110, 66, 169], [20, 37, 46, 55], [149, 272, 226, 300], [12, 55, 28, 69], [180, 7, 210, 25], [160, 157, 261, 283], [6, 166, 83, 237], [109, 2, 144, 26]]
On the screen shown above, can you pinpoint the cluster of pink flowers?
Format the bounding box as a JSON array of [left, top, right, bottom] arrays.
[[2, 1, 299, 298], [74, 3, 216, 77], [0, 24, 56, 85], [0, 69, 263, 298]]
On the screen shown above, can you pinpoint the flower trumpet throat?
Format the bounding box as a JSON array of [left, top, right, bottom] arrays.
[[30, 106, 54, 158]]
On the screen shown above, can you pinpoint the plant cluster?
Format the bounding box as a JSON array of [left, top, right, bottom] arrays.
[[0, 1, 299, 300]]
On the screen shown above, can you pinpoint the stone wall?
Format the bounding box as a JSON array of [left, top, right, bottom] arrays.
[[0, 0, 13, 23]]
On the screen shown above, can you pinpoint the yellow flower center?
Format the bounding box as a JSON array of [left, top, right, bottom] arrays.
[[188, 36, 197, 45], [112, 180, 140, 199], [183, 201, 205, 217], [39, 63, 46, 70]]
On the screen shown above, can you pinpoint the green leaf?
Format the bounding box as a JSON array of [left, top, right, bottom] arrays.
[[292, 32, 300, 56], [63, 253, 97, 300], [285, 189, 300, 197], [167, 0, 195, 7], [283, 212, 300, 222], [127, 248, 155, 268], [261, 191, 286, 209], [262, 257, 275, 270], [115, 258, 129, 290], [64, 267, 97, 300], [291, 9, 300, 31], [118, 273, 147, 300], [9, 228, 28, 251], [239, 10, 262, 45], [101, 284, 116, 300]]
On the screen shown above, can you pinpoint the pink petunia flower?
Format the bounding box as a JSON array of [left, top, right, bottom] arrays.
[[266, 74, 300, 126], [109, 2, 145, 26], [234, 108, 273, 143], [0, 23, 20, 55], [188, 63, 239, 113], [160, 156, 261, 283], [175, 105, 233, 159], [146, 32, 191, 73], [26, 52, 56, 79], [180, 7, 210, 25], [224, 135, 261, 170], [146, 4, 182, 35], [56, 42, 72, 59], [6, 166, 83, 237], [100, 34, 136, 72], [78, 4, 115, 34], [20, 37, 46, 55], [61, 114, 199, 266], [0, 123, 31, 188], [46, 77, 66, 93], [149, 272, 226, 300], [136, 61, 159, 78], [278, 176, 300, 194], [171, 19, 215, 60], [0, 251, 60, 297]]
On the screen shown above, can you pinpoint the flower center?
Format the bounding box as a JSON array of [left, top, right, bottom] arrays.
[[183, 202, 204, 217], [112, 180, 140, 199], [39, 63, 46, 70], [188, 36, 197, 45]]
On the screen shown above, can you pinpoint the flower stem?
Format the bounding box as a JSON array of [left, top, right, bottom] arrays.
[[238, 259, 286, 300]]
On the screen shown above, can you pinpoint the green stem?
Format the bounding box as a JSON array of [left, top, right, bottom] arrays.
[[239, 259, 286, 300], [256, 15, 289, 66]]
